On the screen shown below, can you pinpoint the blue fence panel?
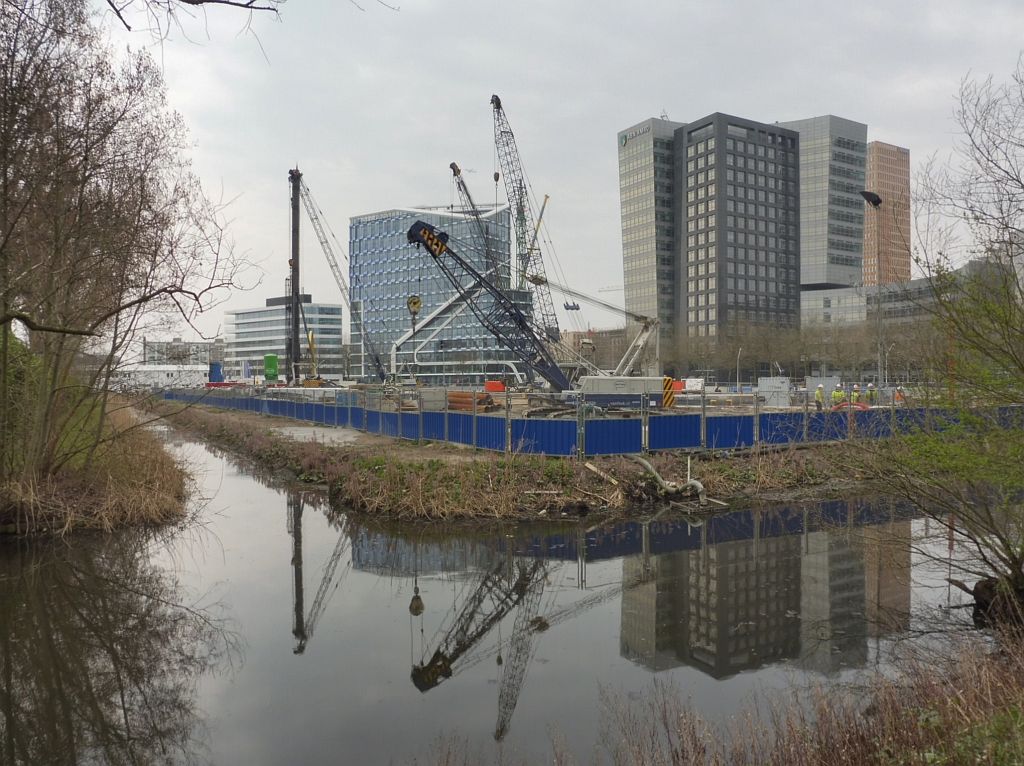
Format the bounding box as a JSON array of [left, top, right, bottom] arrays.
[[422, 412, 446, 441], [350, 407, 365, 430], [759, 412, 805, 445], [893, 407, 927, 435], [997, 406, 1024, 429], [447, 412, 474, 445], [312, 403, 326, 424], [380, 412, 400, 438], [855, 409, 892, 439], [365, 409, 380, 433], [807, 411, 848, 441], [510, 419, 577, 456], [400, 413, 420, 440], [648, 414, 702, 450], [475, 415, 506, 451], [585, 418, 642, 455], [706, 415, 754, 450]]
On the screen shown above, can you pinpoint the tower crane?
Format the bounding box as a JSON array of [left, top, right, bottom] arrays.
[[491, 94, 560, 343], [289, 168, 389, 383]]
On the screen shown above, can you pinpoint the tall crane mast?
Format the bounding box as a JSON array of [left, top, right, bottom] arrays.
[[291, 169, 389, 382], [491, 94, 560, 343], [288, 169, 303, 384]]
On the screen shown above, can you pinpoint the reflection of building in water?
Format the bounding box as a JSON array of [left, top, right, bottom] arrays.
[[799, 528, 867, 674], [620, 554, 687, 671], [799, 519, 913, 674], [862, 521, 912, 638], [619, 510, 914, 680], [350, 528, 499, 576], [620, 520, 803, 678]]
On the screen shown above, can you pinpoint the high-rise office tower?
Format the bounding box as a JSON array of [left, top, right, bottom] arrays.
[[863, 141, 911, 286], [618, 114, 801, 374], [618, 118, 685, 357], [677, 115, 801, 344], [777, 116, 868, 290]]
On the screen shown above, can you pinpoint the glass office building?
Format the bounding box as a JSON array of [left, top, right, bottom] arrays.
[[348, 205, 530, 384], [777, 116, 868, 290], [224, 294, 345, 381]]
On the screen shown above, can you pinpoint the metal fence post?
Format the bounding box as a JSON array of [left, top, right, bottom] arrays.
[[803, 390, 809, 441], [444, 387, 449, 442], [505, 389, 512, 454], [577, 393, 586, 459], [641, 392, 649, 453], [472, 390, 478, 448], [700, 388, 707, 449], [753, 388, 760, 447], [417, 390, 423, 443]]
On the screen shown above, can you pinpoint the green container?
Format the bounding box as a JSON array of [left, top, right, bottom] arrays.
[[264, 354, 279, 382]]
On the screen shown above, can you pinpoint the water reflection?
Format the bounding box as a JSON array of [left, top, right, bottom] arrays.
[[334, 500, 915, 743], [287, 491, 353, 655], [618, 509, 912, 677], [0, 533, 235, 766]]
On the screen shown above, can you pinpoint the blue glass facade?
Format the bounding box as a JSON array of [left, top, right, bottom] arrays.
[[349, 205, 531, 383]]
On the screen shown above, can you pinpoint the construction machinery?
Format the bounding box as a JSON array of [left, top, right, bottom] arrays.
[[491, 94, 560, 343], [289, 167, 390, 383], [525, 275, 660, 377], [408, 219, 661, 390], [408, 220, 574, 391]]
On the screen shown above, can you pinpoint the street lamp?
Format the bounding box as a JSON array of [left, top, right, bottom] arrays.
[[860, 190, 885, 388], [736, 346, 742, 392]]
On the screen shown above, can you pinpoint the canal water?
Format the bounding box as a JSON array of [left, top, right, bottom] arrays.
[[0, 430, 969, 765]]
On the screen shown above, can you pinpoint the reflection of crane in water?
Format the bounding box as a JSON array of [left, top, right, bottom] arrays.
[[288, 493, 352, 655], [411, 558, 546, 693]]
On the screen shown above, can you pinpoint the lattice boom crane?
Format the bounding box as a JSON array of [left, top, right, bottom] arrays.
[[491, 94, 560, 343]]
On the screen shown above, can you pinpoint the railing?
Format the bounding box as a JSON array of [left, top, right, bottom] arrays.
[[161, 387, 1024, 459]]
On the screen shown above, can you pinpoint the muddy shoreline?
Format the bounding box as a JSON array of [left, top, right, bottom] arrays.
[[146, 399, 872, 521]]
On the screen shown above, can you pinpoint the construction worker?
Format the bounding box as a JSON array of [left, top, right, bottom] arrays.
[[814, 383, 825, 412], [866, 382, 878, 405], [831, 383, 845, 407], [851, 384, 861, 404], [894, 385, 906, 406]]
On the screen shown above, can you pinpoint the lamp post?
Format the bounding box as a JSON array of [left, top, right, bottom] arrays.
[[859, 190, 885, 388], [736, 346, 742, 393]]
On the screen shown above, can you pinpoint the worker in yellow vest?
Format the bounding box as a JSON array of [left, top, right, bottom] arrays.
[[814, 384, 825, 412], [851, 384, 861, 404], [831, 384, 845, 406], [866, 382, 878, 405]]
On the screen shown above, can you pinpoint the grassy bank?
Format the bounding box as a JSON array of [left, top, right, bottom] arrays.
[[0, 408, 189, 535], [146, 400, 860, 521]]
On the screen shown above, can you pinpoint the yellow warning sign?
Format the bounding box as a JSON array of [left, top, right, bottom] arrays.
[[662, 376, 675, 408]]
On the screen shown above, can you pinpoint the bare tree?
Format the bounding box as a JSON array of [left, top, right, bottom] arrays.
[[1, 0, 245, 511], [852, 57, 1024, 623]]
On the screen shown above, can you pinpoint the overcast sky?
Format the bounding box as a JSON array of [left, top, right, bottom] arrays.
[[108, 0, 1024, 340]]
